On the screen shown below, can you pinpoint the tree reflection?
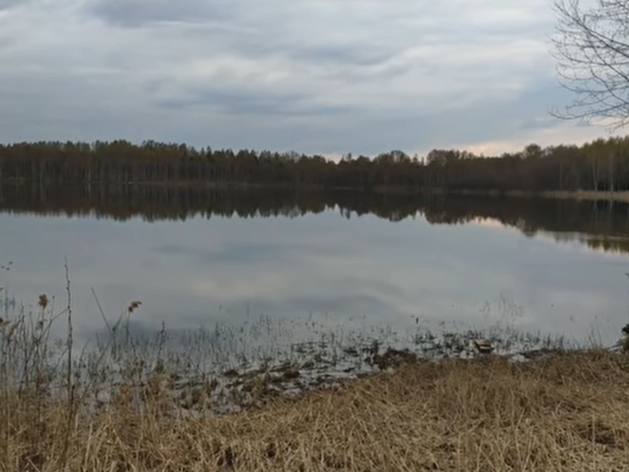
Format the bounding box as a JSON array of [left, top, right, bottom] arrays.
[[2, 184, 629, 255]]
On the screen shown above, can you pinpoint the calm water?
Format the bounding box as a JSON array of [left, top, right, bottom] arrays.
[[2, 187, 629, 348]]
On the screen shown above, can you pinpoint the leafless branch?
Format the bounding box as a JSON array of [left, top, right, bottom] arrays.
[[551, 0, 629, 129]]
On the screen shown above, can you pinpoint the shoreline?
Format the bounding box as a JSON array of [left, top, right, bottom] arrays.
[[374, 187, 629, 202], [4, 176, 629, 202], [539, 190, 629, 203], [5, 178, 629, 203], [1, 287, 628, 469], [4, 348, 629, 470]]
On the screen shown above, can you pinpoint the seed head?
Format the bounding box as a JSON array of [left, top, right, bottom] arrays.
[[128, 301, 142, 313]]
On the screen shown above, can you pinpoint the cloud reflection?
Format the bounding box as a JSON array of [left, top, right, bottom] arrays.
[[0, 208, 627, 349]]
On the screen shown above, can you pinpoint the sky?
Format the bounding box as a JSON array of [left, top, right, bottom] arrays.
[[0, 0, 619, 158]]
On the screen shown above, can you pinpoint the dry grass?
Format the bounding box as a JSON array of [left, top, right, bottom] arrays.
[[540, 190, 629, 203], [422, 188, 629, 203], [0, 285, 625, 471], [3, 349, 629, 471]]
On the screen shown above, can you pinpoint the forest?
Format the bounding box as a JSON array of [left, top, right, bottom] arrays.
[[1, 136, 629, 192]]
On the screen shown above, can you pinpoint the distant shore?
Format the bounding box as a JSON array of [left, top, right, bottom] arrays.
[[369, 186, 629, 202], [424, 188, 629, 203], [3, 138, 629, 203], [476, 189, 629, 203], [539, 190, 629, 203], [4, 177, 629, 203]]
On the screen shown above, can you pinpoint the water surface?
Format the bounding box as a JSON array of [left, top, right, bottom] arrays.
[[1, 188, 629, 348]]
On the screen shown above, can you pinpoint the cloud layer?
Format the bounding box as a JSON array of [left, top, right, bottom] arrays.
[[0, 0, 613, 155]]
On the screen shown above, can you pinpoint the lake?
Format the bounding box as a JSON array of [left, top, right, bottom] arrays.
[[1, 186, 629, 353]]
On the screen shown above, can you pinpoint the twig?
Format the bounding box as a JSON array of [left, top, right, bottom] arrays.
[[59, 257, 74, 470]]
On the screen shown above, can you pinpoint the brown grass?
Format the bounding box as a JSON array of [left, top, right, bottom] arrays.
[[3, 350, 629, 471], [540, 190, 629, 203], [402, 188, 629, 203]]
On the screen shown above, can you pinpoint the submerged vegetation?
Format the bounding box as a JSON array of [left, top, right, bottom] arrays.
[[1, 288, 629, 470], [0, 287, 571, 417], [2, 135, 629, 193]]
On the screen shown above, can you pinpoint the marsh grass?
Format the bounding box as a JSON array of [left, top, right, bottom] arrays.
[[1, 286, 629, 470]]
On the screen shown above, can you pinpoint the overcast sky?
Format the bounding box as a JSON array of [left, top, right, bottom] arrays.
[[0, 0, 617, 157]]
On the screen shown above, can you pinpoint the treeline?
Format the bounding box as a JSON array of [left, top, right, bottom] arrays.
[[1, 184, 628, 255], [1, 137, 629, 192]]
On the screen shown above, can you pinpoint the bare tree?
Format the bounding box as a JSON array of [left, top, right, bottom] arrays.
[[552, 0, 629, 129]]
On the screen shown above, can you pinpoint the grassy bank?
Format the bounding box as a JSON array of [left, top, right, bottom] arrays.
[[3, 350, 629, 471], [0, 310, 629, 472], [1, 292, 627, 470]]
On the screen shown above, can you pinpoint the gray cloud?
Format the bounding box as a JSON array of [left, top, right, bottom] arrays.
[[0, 0, 24, 9], [154, 86, 355, 117], [87, 0, 236, 27], [293, 45, 393, 68]]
